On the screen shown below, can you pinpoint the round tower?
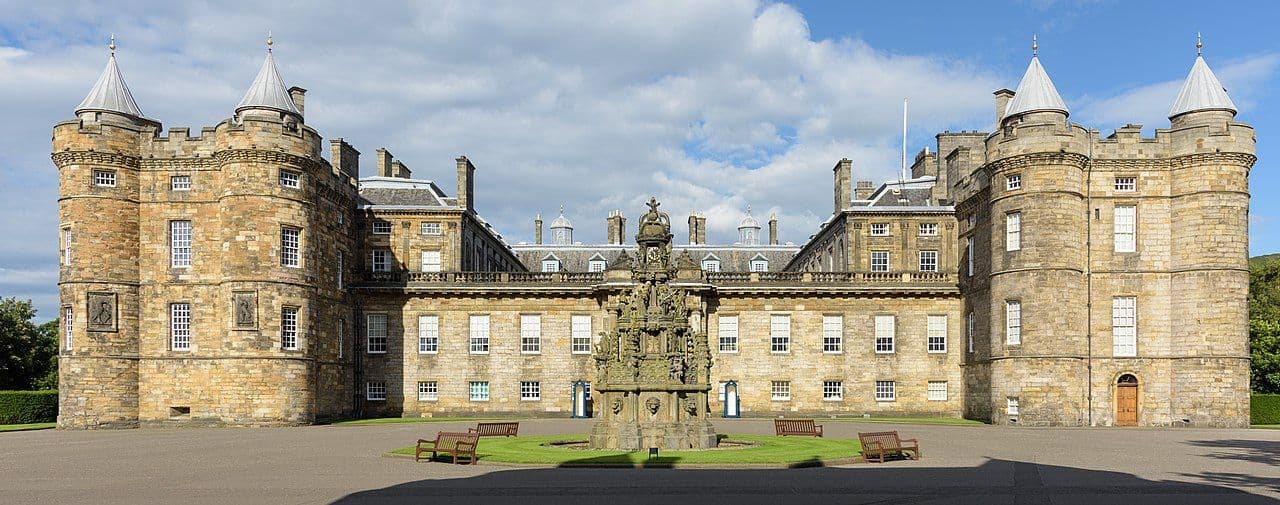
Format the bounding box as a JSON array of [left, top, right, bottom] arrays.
[[550, 205, 574, 244]]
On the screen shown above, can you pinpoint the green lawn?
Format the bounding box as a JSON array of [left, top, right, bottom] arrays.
[[821, 416, 985, 426], [332, 416, 514, 426], [1252, 424, 1280, 430], [0, 422, 56, 432], [393, 434, 859, 466]]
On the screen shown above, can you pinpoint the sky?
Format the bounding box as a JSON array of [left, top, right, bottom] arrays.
[[1, 0, 1277, 320]]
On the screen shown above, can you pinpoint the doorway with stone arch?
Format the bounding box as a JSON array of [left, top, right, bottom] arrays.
[[1115, 374, 1139, 426]]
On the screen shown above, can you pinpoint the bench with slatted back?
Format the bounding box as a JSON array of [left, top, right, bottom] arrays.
[[473, 421, 519, 437], [415, 431, 480, 464], [774, 418, 823, 437], [858, 431, 920, 463]]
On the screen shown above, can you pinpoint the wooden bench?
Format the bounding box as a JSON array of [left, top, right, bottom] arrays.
[[858, 431, 920, 463], [415, 431, 479, 464], [473, 421, 519, 437], [774, 418, 823, 437]]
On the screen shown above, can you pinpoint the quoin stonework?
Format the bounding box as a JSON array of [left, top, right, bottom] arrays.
[[54, 37, 1254, 428]]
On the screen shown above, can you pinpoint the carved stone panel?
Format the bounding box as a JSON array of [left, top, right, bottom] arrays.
[[233, 291, 257, 330], [86, 292, 117, 332]]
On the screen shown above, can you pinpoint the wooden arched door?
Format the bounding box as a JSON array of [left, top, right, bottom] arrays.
[[1115, 374, 1138, 426]]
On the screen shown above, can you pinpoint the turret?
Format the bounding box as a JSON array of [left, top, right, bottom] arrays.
[[737, 206, 760, 245], [550, 206, 573, 245], [1168, 34, 1238, 129], [1000, 36, 1069, 128], [234, 34, 302, 125]]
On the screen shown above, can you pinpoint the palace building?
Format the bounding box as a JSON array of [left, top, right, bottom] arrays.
[[53, 38, 1254, 428]]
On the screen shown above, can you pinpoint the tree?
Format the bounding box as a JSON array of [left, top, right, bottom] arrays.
[[0, 298, 58, 390], [1253, 319, 1280, 394], [1249, 254, 1280, 322]]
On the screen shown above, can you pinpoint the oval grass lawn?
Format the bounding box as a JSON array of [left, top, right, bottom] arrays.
[[393, 434, 861, 466]]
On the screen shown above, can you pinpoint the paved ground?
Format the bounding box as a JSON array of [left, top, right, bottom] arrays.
[[2, 418, 1277, 504]]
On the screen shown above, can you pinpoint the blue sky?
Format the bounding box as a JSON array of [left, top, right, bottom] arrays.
[[0, 0, 1276, 320]]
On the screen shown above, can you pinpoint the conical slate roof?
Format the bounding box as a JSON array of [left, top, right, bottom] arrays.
[[75, 54, 146, 119], [1003, 56, 1069, 118], [1168, 55, 1236, 118], [235, 50, 301, 116]]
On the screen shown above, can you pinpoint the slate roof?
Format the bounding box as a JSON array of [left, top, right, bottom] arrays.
[[1169, 55, 1237, 118], [236, 50, 301, 116], [76, 54, 146, 119], [1003, 56, 1069, 118], [511, 244, 800, 273]]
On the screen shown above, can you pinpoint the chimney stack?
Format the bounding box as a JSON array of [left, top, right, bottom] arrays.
[[994, 89, 1015, 128], [391, 160, 412, 179], [288, 86, 306, 116], [768, 213, 778, 245], [697, 214, 707, 244], [375, 148, 395, 177], [833, 158, 852, 215], [688, 212, 701, 245], [456, 156, 476, 213], [606, 210, 626, 245], [855, 181, 875, 201], [329, 138, 360, 179], [534, 214, 543, 245]]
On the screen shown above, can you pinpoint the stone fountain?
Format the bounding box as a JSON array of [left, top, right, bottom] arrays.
[[589, 197, 717, 450]]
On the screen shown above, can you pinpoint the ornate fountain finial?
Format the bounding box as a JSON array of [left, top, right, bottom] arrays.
[[266, 30, 273, 51], [1196, 32, 1203, 56], [1032, 34, 1038, 57], [108, 34, 116, 55]]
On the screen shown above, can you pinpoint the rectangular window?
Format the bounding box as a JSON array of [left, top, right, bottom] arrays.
[[870, 251, 890, 272], [718, 315, 739, 353], [1006, 174, 1022, 190], [1113, 296, 1137, 357], [918, 223, 938, 236], [371, 220, 392, 235], [541, 260, 560, 272], [1114, 177, 1136, 192], [93, 170, 116, 187], [421, 250, 442, 272], [718, 381, 728, 402], [823, 380, 843, 401], [588, 260, 607, 272], [338, 318, 345, 359], [750, 259, 769, 272], [520, 381, 541, 401], [279, 171, 300, 189], [170, 175, 191, 191], [62, 228, 71, 266], [469, 315, 490, 353], [918, 250, 938, 272], [875, 380, 896, 401], [520, 314, 541, 353], [822, 315, 843, 353], [928, 381, 948, 401], [421, 222, 442, 235], [966, 312, 974, 353], [281, 306, 298, 350], [770, 314, 790, 353], [771, 381, 791, 401], [927, 315, 947, 353], [1006, 212, 1021, 251], [371, 250, 390, 272], [418, 315, 438, 354], [469, 381, 489, 401], [281, 227, 300, 268], [1006, 300, 1022, 345], [1114, 205, 1136, 253], [874, 315, 895, 353], [170, 303, 191, 351], [337, 251, 344, 289], [63, 306, 73, 351], [870, 223, 889, 236], [170, 220, 192, 268], [966, 238, 974, 277], [571, 315, 592, 354], [417, 381, 438, 401], [366, 313, 387, 354], [1007, 397, 1020, 416], [366, 381, 386, 401], [701, 260, 720, 272]]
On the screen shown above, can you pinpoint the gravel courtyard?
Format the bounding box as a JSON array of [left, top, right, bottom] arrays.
[[2, 418, 1276, 504]]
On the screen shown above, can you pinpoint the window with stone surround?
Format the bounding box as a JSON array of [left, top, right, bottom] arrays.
[[418, 381, 438, 401], [421, 222, 442, 235], [366, 313, 387, 354], [1006, 174, 1022, 191], [279, 170, 300, 189], [771, 381, 790, 401], [520, 314, 541, 353], [1006, 397, 1020, 416], [469, 381, 489, 401], [875, 380, 896, 401], [469, 315, 490, 354], [1005, 300, 1021, 345], [966, 312, 974, 353], [718, 315, 738, 353], [63, 306, 73, 352], [337, 251, 344, 289], [62, 227, 71, 266], [1114, 205, 1136, 253], [1114, 177, 1136, 192], [520, 381, 540, 401], [170, 175, 191, 191], [371, 220, 392, 235], [919, 223, 938, 236], [822, 315, 842, 353], [370, 250, 390, 272], [1006, 212, 1021, 251], [919, 250, 938, 272], [170, 220, 192, 268], [871, 251, 890, 272], [928, 381, 948, 401], [281, 306, 299, 350], [1112, 297, 1137, 357], [770, 314, 790, 353], [571, 315, 592, 354], [170, 303, 191, 351], [338, 318, 345, 359], [280, 227, 300, 268], [418, 315, 438, 354], [93, 170, 116, 187], [874, 315, 895, 353], [823, 381, 843, 401], [870, 223, 889, 236], [366, 381, 386, 401], [966, 238, 973, 277], [927, 315, 947, 353], [421, 250, 441, 272]]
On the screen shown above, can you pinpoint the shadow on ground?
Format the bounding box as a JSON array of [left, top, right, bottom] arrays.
[[329, 457, 1277, 505]]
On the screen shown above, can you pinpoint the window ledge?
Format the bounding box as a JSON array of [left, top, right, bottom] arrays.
[[366, 351, 387, 355]]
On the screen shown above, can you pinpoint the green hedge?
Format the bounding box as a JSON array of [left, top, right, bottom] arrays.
[[1254, 394, 1280, 425], [0, 390, 58, 424]]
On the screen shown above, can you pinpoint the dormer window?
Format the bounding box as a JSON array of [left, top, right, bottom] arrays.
[[542, 260, 560, 272], [701, 254, 721, 272], [372, 220, 392, 235], [278, 170, 300, 189], [587, 254, 607, 273], [870, 223, 889, 236], [1006, 174, 1022, 191], [749, 254, 769, 272]]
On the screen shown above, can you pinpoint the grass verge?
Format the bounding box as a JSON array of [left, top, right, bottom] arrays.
[[1252, 424, 1280, 430], [0, 422, 56, 432], [332, 417, 514, 426], [392, 434, 859, 466]]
